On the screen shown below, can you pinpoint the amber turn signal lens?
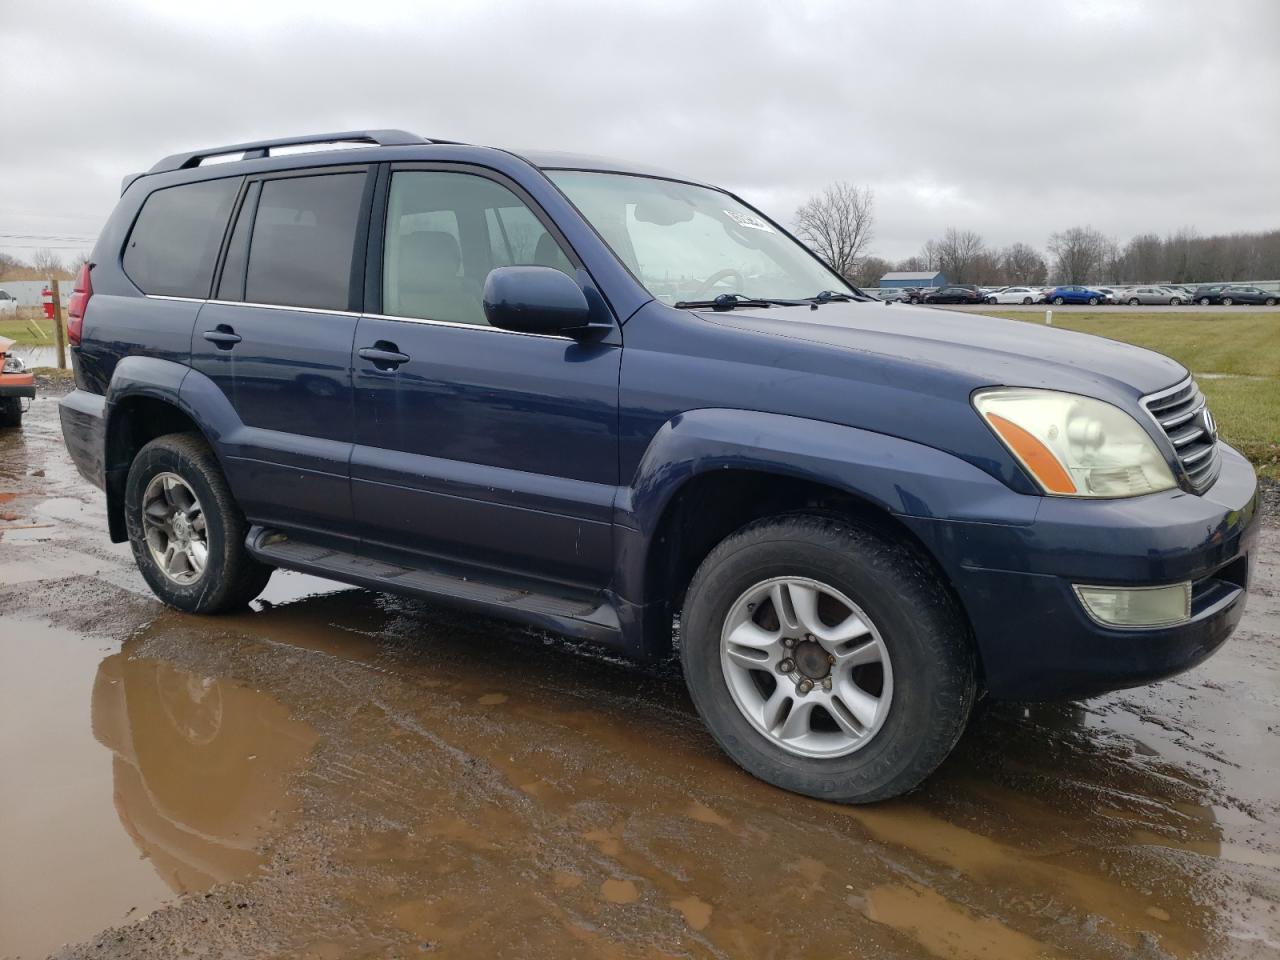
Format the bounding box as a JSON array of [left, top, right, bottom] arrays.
[[985, 413, 1077, 494]]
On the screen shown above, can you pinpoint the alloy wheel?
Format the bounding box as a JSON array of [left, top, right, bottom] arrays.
[[719, 576, 893, 759], [142, 472, 208, 585]]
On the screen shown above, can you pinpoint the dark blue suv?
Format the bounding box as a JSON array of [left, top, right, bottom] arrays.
[[59, 130, 1258, 802]]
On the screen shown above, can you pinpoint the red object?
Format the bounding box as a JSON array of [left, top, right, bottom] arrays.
[[66, 264, 92, 346], [41, 286, 55, 320]]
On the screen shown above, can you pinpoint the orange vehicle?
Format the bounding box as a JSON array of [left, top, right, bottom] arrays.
[[0, 335, 35, 428]]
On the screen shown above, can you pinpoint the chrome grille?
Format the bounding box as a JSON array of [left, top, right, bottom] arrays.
[[1142, 378, 1220, 492]]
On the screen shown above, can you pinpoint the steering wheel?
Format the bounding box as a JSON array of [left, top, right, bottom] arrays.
[[690, 268, 746, 300]]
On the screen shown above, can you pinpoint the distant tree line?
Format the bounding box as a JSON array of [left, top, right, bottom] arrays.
[[0, 249, 83, 281], [795, 183, 1280, 288]]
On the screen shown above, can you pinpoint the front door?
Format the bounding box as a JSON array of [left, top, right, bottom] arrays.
[[189, 167, 370, 535], [350, 166, 621, 589]]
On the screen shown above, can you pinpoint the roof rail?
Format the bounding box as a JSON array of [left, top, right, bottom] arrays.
[[147, 129, 431, 174]]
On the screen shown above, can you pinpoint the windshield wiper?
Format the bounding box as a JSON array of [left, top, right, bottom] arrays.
[[807, 290, 861, 303], [673, 293, 810, 311]]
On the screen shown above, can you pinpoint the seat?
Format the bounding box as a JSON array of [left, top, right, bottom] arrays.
[[395, 230, 484, 325], [533, 232, 574, 275]]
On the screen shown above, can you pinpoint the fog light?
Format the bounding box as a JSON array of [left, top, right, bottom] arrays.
[[1073, 582, 1192, 628]]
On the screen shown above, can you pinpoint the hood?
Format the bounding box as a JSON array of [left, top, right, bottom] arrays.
[[697, 301, 1186, 398]]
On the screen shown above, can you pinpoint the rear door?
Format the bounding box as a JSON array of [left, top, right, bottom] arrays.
[[349, 164, 621, 588], [189, 166, 372, 536]]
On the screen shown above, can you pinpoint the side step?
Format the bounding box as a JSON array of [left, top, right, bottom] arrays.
[[245, 527, 623, 646]]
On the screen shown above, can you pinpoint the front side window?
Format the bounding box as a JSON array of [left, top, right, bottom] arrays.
[[382, 171, 573, 326], [123, 177, 240, 298], [547, 171, 851, 305], [244, 172, 366, 311]]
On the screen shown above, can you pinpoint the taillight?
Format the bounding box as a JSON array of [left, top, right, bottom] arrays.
[[67, 263, 92, 346]]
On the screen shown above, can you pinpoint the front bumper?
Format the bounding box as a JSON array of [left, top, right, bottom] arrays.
[[905, 443, 1259, 700]]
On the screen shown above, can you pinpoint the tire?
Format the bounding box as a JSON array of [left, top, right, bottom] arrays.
[[1221, 297, 1233, 306], [1087, 297, 1099, 306], [1266, 298, 1277, 307], [1053, 296, 1065, 305], [1170, 298, 1182, 306], [1199, 297, 1211, 306], [1128, 298, 1141, 306], [124, 432, 273, 614], [680, 515, 976, 803], [985, 297, 996, 304], [0, 397, 21, 429], [1021, 297, 1032, 304]]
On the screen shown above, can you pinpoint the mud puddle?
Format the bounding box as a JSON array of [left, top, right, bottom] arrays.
[[0, 392, 1277, 959]]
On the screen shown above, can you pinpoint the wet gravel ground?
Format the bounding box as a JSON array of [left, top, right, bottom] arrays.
[[1, 390, 1278, 960]]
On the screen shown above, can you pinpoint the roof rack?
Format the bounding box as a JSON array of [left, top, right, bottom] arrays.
[[147, 129, 432, 174]]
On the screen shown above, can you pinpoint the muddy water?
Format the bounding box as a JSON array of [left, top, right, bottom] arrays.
[[1, 392, 1278, 959]]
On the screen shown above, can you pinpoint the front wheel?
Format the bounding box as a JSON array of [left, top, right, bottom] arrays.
[[1199, 297, 1211, 305], [1021, 297, 1033, 304], [1128, 297, 1141, 306], [0, 397, 21, 429], [1170, 298, 1183, 306], [124, 433, 273, 614], [1087, 296, 1099, 305], [680, 516, 976, 803], [1053, 296, 1065, 305], [1266, 298, 1277, 306]]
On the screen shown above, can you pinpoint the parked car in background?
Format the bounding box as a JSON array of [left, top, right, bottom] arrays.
[[923, 285, 986, 304], [1218, 285, 1278, 306], [985, 286, 1041, 304], [1092, 288, 1121, 304], [904, 287, 937, 303], [871, 288, 907, 303], [1, 336, 35, 428], [1193, 284, 1230, 305], [0, 289, 18, 315], [1047, 285, 1106, 305], [1124, 286, 1187, 306]]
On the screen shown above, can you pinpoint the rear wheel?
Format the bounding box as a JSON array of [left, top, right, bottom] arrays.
[[680, 515, 976, 803], [1199, 297, 1211, 305], [1222, 297, 1234, 306], [124, 433, 273, 614], [0, 397, 21, 429], [1128, 297, 1141, 306]]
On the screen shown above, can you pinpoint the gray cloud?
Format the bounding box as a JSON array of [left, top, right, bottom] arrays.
[[2, 0, 1277, 263]]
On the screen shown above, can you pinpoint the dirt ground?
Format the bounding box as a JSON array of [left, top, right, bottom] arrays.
[[2, 390, 1278, 960]]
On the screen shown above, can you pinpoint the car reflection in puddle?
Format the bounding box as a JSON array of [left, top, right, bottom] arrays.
[[91, 649, 318, 895]]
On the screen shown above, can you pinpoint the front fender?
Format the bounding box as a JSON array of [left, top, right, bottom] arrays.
[[620, 408, 1037, 539]]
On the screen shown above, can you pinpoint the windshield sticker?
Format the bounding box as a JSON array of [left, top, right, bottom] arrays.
[[723, 210, 775, 233]]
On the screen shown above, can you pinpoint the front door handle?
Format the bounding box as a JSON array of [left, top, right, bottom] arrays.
[[202, 324, 242, 349], [358, 342, 410, 371]]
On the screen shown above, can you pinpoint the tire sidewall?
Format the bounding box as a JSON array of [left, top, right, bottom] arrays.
[[124, 440, 234, 612], [682, 523, 971, 802]]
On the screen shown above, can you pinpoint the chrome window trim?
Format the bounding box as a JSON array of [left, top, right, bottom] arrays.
[[144, 294, 581, 339]]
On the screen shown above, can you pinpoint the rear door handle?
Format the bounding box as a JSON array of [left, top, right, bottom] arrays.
[[358, 342, 410, 370], [202, 324, 242, 349]]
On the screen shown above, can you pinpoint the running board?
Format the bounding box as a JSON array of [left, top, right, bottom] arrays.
[[245, 526, 622, 646]]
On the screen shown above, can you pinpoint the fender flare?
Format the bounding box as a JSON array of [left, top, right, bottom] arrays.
[[620, 408, 1035, 540]]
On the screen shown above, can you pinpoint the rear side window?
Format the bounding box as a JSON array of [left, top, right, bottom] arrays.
[[245, 173, 366, 311], [123, 178, 240, 298]]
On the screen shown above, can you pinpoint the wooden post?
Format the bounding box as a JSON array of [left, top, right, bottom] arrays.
[[51, 277, 67, 369]]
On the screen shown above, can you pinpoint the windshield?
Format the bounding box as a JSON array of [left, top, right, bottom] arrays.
[[547, 171, 854, 304]]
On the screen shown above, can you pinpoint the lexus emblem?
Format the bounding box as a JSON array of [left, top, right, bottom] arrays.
[[1203, 407, 1217, 440]]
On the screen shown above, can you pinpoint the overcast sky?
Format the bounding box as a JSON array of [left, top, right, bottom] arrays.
[[2, 0, 1277, 266]]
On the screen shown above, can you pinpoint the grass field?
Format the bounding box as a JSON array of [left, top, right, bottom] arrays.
[[978, 310, 1280, 477], [0, 312, 56, 345]]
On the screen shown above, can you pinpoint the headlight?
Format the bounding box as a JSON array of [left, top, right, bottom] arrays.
[[1, 354, 25, 374], [974, 388, 1176, 498]]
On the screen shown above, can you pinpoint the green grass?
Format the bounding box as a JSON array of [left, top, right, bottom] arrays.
[[0, 314, 56, 345], [976, 310, 1280, 477]]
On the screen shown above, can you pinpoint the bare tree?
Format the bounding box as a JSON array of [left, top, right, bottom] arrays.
[[852, 255, 891, 288], [935, 227, 986, 283], [30, 247, 64, 278], [999, 243, 1047, 285], [794, 182, 875, 280], [1047, 226, 1109, 284]]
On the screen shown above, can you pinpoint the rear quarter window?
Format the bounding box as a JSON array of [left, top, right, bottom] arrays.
[[123, 178, 240, 298]]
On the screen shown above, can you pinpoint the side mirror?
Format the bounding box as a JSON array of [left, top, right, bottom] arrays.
[[483, 266, 596, 337]]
